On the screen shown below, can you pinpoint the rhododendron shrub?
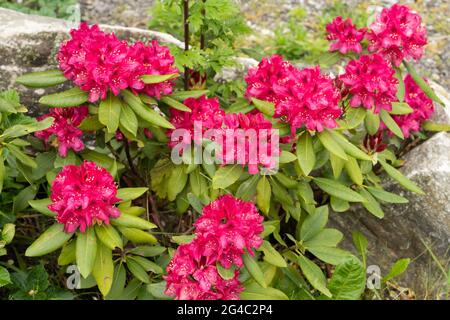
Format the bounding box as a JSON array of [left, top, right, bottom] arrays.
[[16, 2, 446, 301]]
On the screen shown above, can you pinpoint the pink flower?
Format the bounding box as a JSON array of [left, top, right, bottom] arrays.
[[165, 195, 264, 300], [194, 195, 264, 268], [326, 16, 366, 54], [35, 106, 88, 157], [218, 112, 280, 174], [389, 74, 434, 137], [48, 161, 121, 233], [168, 95, 225, 148], [245, 55, 342, 133], [164, 240, 243, 300], [366, 4, 427, 66], [128, 41, 179, 99], [58, 23, 178, 102], [339, 53, 398, 113]]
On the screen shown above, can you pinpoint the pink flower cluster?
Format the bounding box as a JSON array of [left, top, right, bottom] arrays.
[[168, 95, 280, 174], [49, 161, 121, 233], [168, 95, 225, 148], [35, 106, 88, 157], [245, 55, 342, 133], [219, 112, 280, 174], [367, 4, 427, 66], [58, 23, 178, 102], [390, 75, 434, 137], [339, 54, 398, 113], [165, 195, 264, 300], [326, 16, 366, 54]]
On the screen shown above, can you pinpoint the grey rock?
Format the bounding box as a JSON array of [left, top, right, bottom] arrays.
[[0, 8, 182, 113]]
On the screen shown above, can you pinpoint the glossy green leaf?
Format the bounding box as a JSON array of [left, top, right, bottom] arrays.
[[39, 87, 88, 107], [111, 213, 157, 230], [256, 176, 271, 215], [404, 61, 444, 105], [365, 110, 380, 135], [329, 256, 365, 300], [167, 165, 188, 201], [380, 109, 404, 139], [95, 224, 123, 250], [390, 102, 413, 115], [383, 258, 410, 282], [297, 132, 315, 175], [318, 130, 347, 160], [118, 227, 157, 244], [314, 177, 365, 202], [141, 73, 178, 84], [99, 93, 121, 133], [126, 259, 149, 283], [212, 165, 243, 189], [58, 241, 76, 266], [328, 130, 371, 161], [259, 241, 287, 268], [116, 187, 148, 202], [307, 246, 351, 265], [300, 205, 328, 241], [16, 69, 67, 88], [25, 224, 73, 257], [366, 186, 408, 204], [251, 98, 274, 116], [160, 96, 191, 112], [241, 283, 289, 300], [243, 252, 267, 288], [304, 228, 343, 248], [298, 254, 331, 297], [352, 231, 368, 267], [379, 159, 424, 194], [359, 188, 384, 218], [29, 198, 55, 217], [76, 227, 98, 278], [92, 242, 114, 296], [344, 157, 363, 185]]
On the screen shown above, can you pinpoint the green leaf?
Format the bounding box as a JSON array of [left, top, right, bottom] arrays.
[[58, 241, 76, 266], [274, 172, 297, 189], [0, 266, 11, 288], [241, 283, 289, 300], [328, 130, 372, 161], [365, 110, 380, 135], [0, 117, 54, 140], [16, 70, 67, 88], [318, 130, 347, 160], [352, 231, 368, 267], [28, 198, 55, 217], [404, 61, 444, 105], [130, 256, 162, 274], [390, 102, 413, 115], [314, 177, 365, 202], [359, 188, 384, 218], [243, 252, 267, 288], [307, 246, 351, 265], [259, 241, 287, 268], [251, 98, 274, 116], [76, 227, 98, 278], [26, 224, 73, 257], [126, 259, 149, 283], [366, 186, 408, 204], [141, 73, 178, 84], [122, 90, 174, 129], [378, 159, 424, 194], [116, 187, 148, 202], [160, 96, 191, 112], [105, 264, 126, 300], [212, 165, 243, 189], [342, 106, 366, 129], [99, 93, 122, 134], [217, 263, 236, 280], [300, 205, 328, 241], [13, 185, 37, 213], [119, 103, 138, 137], [297, 132, 315, 175], [39, 87, 88, 107], [256, 176, 271, 215], [187, 193, 203, 213], [95, 224, 123, 250], [329, 153, 345, 179], [1, 224, 15, 244], [0, 96, 18, 113], [169, 90, 209, 101], [422, 121, 450, 132], [236, 174, 259, 201], [0, 155, 4, 194], [328, 256, 366, 300], [344, 157, 363, 185], [128, 246, 166, 257], [380, 109, 404, 139], [78, 116, 105, 131], [111, 213, 157, 230], [171, 234, 195, 245], [6, 144, 36, 168], [330, 196, 350, 212], [92, 242, 114, 296], [383, 258, 410, 282], [118, 227, 157, 244], [304, 228, 343, 248], [298, 254, 331, 297], [279, 150, 297, 163], [167, 165, 188, 201]]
